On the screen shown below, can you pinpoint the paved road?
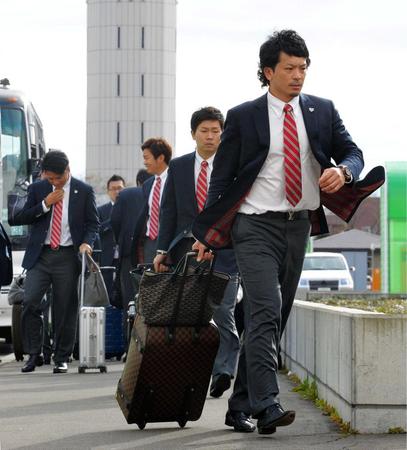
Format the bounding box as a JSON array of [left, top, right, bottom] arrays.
[[0, 358, 405, 450]]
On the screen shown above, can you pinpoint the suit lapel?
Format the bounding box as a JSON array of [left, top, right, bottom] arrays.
[[184, 152, 198, 213], [253, 93, 270, 149], [143, 177, 154, 201], [300, 94, 319, 148]]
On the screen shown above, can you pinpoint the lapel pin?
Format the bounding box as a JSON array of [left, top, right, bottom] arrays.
[[74, 189, 78, 194], [309, 107, 315, 112]]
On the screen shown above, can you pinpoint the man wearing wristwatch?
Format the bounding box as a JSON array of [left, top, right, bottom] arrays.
[[192, 30, 385, 435]]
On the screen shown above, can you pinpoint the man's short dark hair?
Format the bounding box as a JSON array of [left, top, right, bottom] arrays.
[[107, 174, 125, 189], [41, 150, 69, 174], [257, 30, 311, 87], [190, 107, 224, 133], [136, 169, 152, 186], [141, 138, 172, 165]]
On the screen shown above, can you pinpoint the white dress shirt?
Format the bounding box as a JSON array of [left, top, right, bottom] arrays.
[[239, 92, 321, 214], [43, 176, 73, 246], [146, 168, 168, 238]]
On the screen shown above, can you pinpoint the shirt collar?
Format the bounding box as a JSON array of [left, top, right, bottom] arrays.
[[195, 150, 215, 168], [267, 91, 300, 118], [155, 168, 168, 182]]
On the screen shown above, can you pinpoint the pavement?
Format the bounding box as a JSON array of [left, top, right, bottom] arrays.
[[0, 357, 405, 450]]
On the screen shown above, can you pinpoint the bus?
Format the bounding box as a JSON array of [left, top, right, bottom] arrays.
[[0, 78, 46, 342]]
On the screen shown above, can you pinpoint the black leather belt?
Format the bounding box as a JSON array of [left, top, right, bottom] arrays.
[[43, 245, 74, 251], [263, 210, 309, 221]]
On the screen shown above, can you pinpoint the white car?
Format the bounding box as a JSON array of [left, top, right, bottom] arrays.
[[0, 250, 24, 342], [296, 252, 354, 300]]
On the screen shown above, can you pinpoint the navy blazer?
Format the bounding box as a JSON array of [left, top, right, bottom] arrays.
[[11, 177, 99, 270], [96, 202, 115, 266], [111, 177, 154, 264], [157, 152, 198, 252], [193, 93, 385, 248], [0, 222, 13, 287], [158, 151, 238, 274]]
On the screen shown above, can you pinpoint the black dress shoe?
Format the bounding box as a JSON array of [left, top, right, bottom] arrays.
[[210, 373, 231, 398], [225, 410, 256, 432], [257, 403, 295, 435], [53, 362, 68, 374], [21, 354, 44, 373]]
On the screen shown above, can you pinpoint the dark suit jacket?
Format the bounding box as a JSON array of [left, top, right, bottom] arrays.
[[11, 177, 99, 270], [158, 152, 238, 273], [157, 152, 198, 253], [111, 178, 154, 265], [0, 222, 13, 287], [96, 202, 115, 266], [193, 93, 385, 248]]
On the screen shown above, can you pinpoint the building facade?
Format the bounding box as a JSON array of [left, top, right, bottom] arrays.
[[86, 0, 176, 192]]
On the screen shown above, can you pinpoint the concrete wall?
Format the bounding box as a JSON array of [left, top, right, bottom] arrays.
[[281, 300, 407, 433]]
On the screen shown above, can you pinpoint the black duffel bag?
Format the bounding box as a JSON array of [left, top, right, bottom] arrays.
[[134, 251, 230, 327]]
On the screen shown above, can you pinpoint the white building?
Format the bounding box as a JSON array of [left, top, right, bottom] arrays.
[[86, 0, 176, 192]]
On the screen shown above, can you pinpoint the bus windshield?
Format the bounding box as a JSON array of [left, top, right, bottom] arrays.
[[0, 106, 28, 240]]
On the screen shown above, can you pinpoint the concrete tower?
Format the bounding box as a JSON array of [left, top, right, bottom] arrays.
[[86, 0, 176, 192]]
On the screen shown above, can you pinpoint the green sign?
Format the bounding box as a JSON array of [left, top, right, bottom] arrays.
[[381, 162, 407, 293]]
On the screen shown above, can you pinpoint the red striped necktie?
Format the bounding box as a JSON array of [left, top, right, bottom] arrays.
[[50, 200, 63, 249], [283, 103, 302, 206], [149, 176, 161, 240], [196, 160, 208, 212]]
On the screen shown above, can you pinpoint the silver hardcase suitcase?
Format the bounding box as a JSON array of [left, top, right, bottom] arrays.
[[78, 253, 107, 373]]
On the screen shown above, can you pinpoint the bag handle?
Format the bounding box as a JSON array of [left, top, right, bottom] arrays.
[[169, 251, 216, 332], [85, 252, 100, 273], [80, 252, 100, 308]]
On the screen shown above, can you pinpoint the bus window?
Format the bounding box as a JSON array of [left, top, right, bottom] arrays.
[[0, 107, 28, 240]]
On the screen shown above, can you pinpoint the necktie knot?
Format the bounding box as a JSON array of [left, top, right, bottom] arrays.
[[284, 104, 293, 114], [201, 160, 208, 168]]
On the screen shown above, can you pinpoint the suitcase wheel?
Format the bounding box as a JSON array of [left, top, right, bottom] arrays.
[[178, 419, 187, 428], [100, 366, 107, 373], [137, 421, 146, 430], [78, 367, 86, 374]]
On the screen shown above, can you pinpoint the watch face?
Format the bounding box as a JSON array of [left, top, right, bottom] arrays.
[[341, 166, 351, 181]]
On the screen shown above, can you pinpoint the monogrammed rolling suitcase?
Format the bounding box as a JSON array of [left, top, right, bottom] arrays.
[[116, 315, 219, 429], [78, 253, 107, 373]]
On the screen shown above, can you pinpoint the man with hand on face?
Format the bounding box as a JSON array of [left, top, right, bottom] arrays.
[[153, 107, 240, 399], [11, 150, 99, 374], [192, 30, 384, 435]]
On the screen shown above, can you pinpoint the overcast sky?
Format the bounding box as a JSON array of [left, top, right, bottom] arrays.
[[1, 0, 406, 178]]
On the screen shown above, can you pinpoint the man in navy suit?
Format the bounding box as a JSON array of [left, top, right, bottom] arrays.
[[193, 30, 385, 434], [96, 174, 125, 304], [153, 107, 240, 399], [129, 138, 172, 268], [11, 151, 99, 374], [111, 169, 151, 339]]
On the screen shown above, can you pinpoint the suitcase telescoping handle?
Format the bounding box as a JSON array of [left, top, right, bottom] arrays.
[[80, 252, 86, 308]]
